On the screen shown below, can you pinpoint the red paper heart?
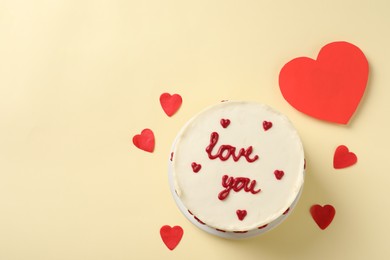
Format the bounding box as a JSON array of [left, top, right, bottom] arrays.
[[132, 129, 155, 153], [279, 41, 369, 124], [191, 162, 202, 173], [236, 210, 247, 221], [333, 145, 357, 169], [310, 204, 336, 230], [160, 225, 183, 250], [220, 119, 231, 128], [274, 170, 284, 180], [160, 93, 182, 117], [263, 121, 273, 131]]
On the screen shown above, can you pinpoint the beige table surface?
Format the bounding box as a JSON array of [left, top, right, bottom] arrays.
[[1, 1, 389, 259]]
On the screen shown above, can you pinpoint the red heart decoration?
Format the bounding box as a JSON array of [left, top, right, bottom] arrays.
[[160, 93, 182, 117], [333, 145, 357, 169], [236, 210, 247, 221], [274, 170, 284, 180], [160, 225, 184, 250], [279, 41, 369, 124], [310, 204, 336, 230], [191, 162, 202, 173], [132, 129, 155, 153], [220, 119, 231, 128], [263, 121, 273, 131]]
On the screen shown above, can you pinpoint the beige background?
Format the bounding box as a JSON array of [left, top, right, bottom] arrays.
[[1, 0, 389, 259]]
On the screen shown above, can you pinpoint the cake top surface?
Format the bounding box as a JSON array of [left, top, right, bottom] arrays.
[[171, 101, 304, 231]]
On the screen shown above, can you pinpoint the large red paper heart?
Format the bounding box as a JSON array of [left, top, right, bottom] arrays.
[[333, 145, 357, 169], [160, 225, 184, 250], [160, 93, 182, 117], [279, 41, 369, 124], [310, 204, 336, 230], [132, 128, 155, 153]]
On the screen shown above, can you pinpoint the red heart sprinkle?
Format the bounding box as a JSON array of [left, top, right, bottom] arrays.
[[160, 93, 182, 117], [274, 170, 284, 180], [160, 225, 184, 250], [132, 129, 155, 153], [220, 119, 231, 128], [333, 145, 357, 169], [236, 210, 247, 221], [310, 204, 336, 230], [263, 121, 273, 131], [191, 162, 201, 173], [279, 41, 369, 124]]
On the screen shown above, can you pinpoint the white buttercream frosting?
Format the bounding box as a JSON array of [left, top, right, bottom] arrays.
[[171, 101, 304, 232]]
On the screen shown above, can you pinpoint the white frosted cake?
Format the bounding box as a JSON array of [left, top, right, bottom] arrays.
[[168, 101, 305, 238]]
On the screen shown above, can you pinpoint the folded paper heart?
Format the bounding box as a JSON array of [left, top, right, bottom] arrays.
[[310, 204, 336, 230], [160, 225, 184, 250], [132, 129, 155, 153], [333, 145, 357, 169], [160, 93, 183, 117], [279, 41, 369, 124]]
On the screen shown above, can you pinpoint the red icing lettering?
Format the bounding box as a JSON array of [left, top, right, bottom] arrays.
[[205, 132, 259, 163], [218, 175, 261, 200]]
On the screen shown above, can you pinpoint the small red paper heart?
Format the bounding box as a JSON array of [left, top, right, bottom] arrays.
[[236, 210, 247, 221], [191, 162, 201, 173], [310, 204, 336, 230], [274, 170, 284, 180], [263, 121, 273, 131], [279, 41, 369, 124], [132, 129, 155, 153], [160, 93, 182, 117], [160, 225, 183, 250], [333, 145, 357, 169], [220, 119, 231, 128]]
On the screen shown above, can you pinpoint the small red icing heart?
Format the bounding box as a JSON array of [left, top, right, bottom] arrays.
[[333, 145, 357, 169], [220, 119, 231, 128], [191, 162, 201, 173], [160, 93, 182, 117], [263, 121, 273, 131], [160, 225, 184, 250], [310, 204, 336, 230], [236, 210, 247, 221], [279, 41, 369, 124], [274, 170, 284, 180], [132, 129, 155, 153]]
